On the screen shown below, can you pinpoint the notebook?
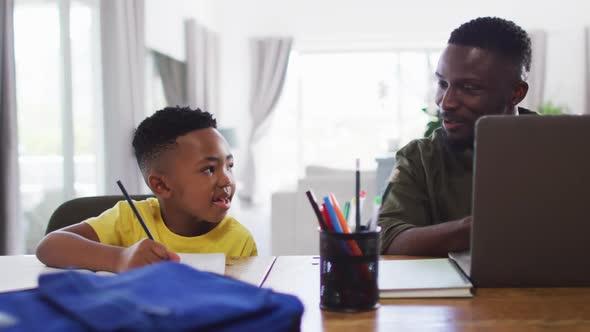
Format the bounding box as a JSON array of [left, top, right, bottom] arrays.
[[379, 259, 473, 298], [178, 253, 226, 275], [43, 253, 226, 276], [0, 254, 226, 293], [224, 256, 277, 286]]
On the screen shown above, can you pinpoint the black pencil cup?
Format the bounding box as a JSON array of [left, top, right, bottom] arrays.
[[319, 228, 380, 312]]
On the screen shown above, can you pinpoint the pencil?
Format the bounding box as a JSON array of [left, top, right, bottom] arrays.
[[306, 190, 329, 231], [321, 203, 335, 232], [329, 193, 352, 234], [116, 180, 154, 240], [323, 196, 344, 233], [355, 158, 360, 232]]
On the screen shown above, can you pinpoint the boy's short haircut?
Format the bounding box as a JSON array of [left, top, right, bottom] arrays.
[[132, 106, 217, 176]]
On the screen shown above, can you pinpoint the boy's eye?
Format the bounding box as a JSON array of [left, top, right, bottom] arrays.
[[228, 163, 234, 169], [202, 166, 215, 174]]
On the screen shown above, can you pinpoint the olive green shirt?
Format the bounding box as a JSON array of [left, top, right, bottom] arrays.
[[378, 109, 535, 253]]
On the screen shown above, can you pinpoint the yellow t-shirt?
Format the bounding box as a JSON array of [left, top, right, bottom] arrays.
[[84, 198, 257, 257]]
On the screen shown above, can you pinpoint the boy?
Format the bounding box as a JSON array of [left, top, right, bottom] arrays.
[[36, 106, 257, 272]]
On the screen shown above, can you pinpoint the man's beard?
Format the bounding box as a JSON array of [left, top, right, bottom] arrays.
[[441, 129, 474, 152]]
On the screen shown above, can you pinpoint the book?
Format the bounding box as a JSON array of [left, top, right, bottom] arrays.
[[379, 259, 473, 298]]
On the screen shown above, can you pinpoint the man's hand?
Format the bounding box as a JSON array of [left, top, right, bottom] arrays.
[[385, 215, 472, 256], [115, 239, 180, 272]]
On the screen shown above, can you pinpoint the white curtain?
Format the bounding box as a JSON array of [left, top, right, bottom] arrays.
[[0, 0, 22, 254], [100, 0, 145, 195], [153, 50, 187, 106], [240, 37, 293, 203], [586, 27, 590, 115], [185, 19, 219, 114], [521, 30, 547, 113]]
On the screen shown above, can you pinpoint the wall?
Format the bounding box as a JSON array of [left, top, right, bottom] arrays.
[[145, 0, 220, 61], [214, 0, 590, 119], [145, 0, 590, 145]]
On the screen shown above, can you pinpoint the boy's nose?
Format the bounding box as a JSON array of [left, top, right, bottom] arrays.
[[218, 169, 233, 187]]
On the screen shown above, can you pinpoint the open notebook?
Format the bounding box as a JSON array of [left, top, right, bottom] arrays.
[[225, 256, 277, 287], [41, 253, 226, 277], [379, 259, 473, 298], [0, 254, 275, 293], [178, 253, 226, 275]]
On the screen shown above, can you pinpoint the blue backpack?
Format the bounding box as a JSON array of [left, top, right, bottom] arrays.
[[0, 262, 303, 331]]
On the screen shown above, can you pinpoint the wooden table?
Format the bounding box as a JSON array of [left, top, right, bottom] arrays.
[[262, 256, 590, 332]]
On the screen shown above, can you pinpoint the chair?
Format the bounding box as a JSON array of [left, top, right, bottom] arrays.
[[45, 195, 154, 234]]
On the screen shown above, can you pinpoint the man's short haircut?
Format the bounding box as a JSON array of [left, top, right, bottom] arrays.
[[132, 106, 217, 175], [448, 17, 532, 79]]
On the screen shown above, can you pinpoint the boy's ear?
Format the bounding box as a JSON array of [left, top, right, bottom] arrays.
[[148, 173, 172, 198]]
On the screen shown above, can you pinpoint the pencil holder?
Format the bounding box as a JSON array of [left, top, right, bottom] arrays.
[[319, 228, 380, 312]]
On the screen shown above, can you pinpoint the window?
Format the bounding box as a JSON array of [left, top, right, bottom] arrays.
[[14, 0, 102, 253], [263, 48, 442, 195]]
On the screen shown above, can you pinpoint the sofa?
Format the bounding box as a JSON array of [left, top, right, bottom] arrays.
[[270, 166, 379, 255]]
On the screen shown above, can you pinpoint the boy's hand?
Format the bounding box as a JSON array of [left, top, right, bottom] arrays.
[[115, 239, 180, 272]]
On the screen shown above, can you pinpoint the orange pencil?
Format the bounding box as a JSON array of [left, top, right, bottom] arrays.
[[329, 193, 372, 280], [329, 194, 366, 256], [329, 193, 352, 233]]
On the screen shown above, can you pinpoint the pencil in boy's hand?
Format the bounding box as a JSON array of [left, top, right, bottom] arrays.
[[355, 158, 361, 232], [116, 180, 154, 240], [305, 190, 329, 231]]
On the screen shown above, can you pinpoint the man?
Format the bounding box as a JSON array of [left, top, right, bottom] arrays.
[[378, 17, 535, 256]]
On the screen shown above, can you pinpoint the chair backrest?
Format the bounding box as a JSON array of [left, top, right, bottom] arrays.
[[45, 195, 154, 234]]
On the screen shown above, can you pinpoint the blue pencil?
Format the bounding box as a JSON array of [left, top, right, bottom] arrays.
[[323, 196, 343, 233]]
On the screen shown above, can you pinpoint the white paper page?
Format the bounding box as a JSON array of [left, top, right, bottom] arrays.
[[177, 253, 226, 275], [0, 254, 225, 294], [0, 255, 51, 293]]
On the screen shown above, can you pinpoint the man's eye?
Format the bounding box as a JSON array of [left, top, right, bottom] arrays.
[[463, 84, 480, 91], [437, 80, 448, 89]]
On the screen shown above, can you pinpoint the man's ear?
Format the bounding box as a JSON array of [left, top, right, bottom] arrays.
[[511, 81, 529, 106], [148, 173, 172, 199]]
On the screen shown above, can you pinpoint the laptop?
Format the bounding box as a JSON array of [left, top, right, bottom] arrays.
[[450, 114, 590, 287]]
